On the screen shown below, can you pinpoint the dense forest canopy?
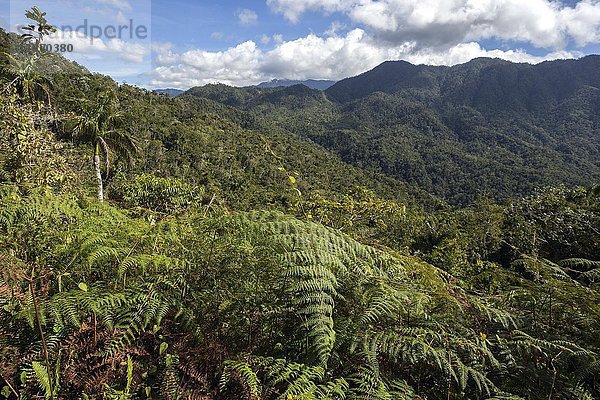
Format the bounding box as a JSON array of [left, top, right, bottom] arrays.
[[0, 9, 599, 400], [186, 57, 600, 205]]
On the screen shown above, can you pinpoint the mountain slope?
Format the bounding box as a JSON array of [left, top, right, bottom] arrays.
[[0, 27, 437, 211], [257, 79, 336, 90], [186, 57, 600, 204], [327, 60, 444, 103]]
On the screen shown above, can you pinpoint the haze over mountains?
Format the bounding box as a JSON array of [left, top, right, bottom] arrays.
[[185, 56, 600, 205]]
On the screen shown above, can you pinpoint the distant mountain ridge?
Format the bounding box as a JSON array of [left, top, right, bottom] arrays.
[[326, 56, 600, 109], [154, 88, 184, 97], [184, 56, 600, 205], [257, 79, 336, 90]]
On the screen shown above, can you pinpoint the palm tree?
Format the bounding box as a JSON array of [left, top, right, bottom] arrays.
[[71, 91, 137, 201], [1, 6, 55, 104], [1, 54, 53, 104]]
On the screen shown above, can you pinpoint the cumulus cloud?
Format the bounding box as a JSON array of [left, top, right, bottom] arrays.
[[46, 29, 149, 64], [153, 41, 264, 87], [403, 42, 578, 66], [148, 0, 595, 88], [262, 29, 410, 78], [149, 28, 577, 88], [106, 39, 148, 63], [560, 0, 600, 46], [153, 42, 180, 66], [266, 0, 345, 23], [236, 9, 259, 26], [267, 0, 600, 50]]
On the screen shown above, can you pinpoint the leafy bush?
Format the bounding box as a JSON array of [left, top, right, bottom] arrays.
[[111, 173, 204, 213]]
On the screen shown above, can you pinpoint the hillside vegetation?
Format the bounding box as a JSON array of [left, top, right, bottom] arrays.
[[0, 10, 599, 400], [187, 58, 600, 205]]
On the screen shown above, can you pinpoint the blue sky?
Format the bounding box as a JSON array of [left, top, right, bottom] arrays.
[[2, 0, 600, 88], [151, 1, 331, 51]]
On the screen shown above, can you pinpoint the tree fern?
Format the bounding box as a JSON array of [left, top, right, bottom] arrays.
[[220, 356, 349, 400], [1, 186, 598, 399]]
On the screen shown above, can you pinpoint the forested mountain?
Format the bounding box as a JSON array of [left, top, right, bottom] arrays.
[[327, 57, 600, 107], [257, 79, 336, 90], [186, 57, 600, 205], [0, 11, 599, 400]]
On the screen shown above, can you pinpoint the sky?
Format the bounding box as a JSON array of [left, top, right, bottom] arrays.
[[2, 0, 600, 89]]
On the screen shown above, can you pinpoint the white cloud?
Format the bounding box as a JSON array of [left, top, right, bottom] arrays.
[[155, 41, 264, 86], [261, 34, 272, 45], [153, 42, 180, 66], [262, 29, 410, 79], [267, 0, 600, 50], [266, 0, 346, 23], [403, 42, 578, 66], [150, 29, 578, 88], [236, 9, 259, 26], [325, 21, 347, 37], [106, 39, 148, 63], [46, 29, 149, 64], [559, 0, 600, 46]]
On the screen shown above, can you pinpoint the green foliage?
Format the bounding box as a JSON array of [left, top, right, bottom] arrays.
[[1, 185, 596, 399], [301, 187, 425, 250], [68, 90, 137, 201], [220, 356, 348, 400], [0, 87, 75, 188], [503, 186, 600, 260], [1, 6, 57, 105], [111, 173, 204, 213], [0, 10, 598, 400], [21, 7, 57, 51], [187, 59, 600, 205]]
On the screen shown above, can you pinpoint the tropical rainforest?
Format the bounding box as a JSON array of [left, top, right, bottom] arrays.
[[186, 56, 600, 206], [0, 8, 599, 400]]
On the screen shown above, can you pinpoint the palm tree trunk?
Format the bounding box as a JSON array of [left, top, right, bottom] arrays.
[[94, 142, 104, 202]]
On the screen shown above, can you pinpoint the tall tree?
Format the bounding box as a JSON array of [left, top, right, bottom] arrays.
[[1, 55, 53, 104], [70, 91, 137, 201], [0, 7, 55, 104]]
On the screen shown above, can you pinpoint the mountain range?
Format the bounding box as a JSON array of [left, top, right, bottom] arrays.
[[183, 56, 600, 204], [257, 79, 336, 90], [154, 79, 336, 96]]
